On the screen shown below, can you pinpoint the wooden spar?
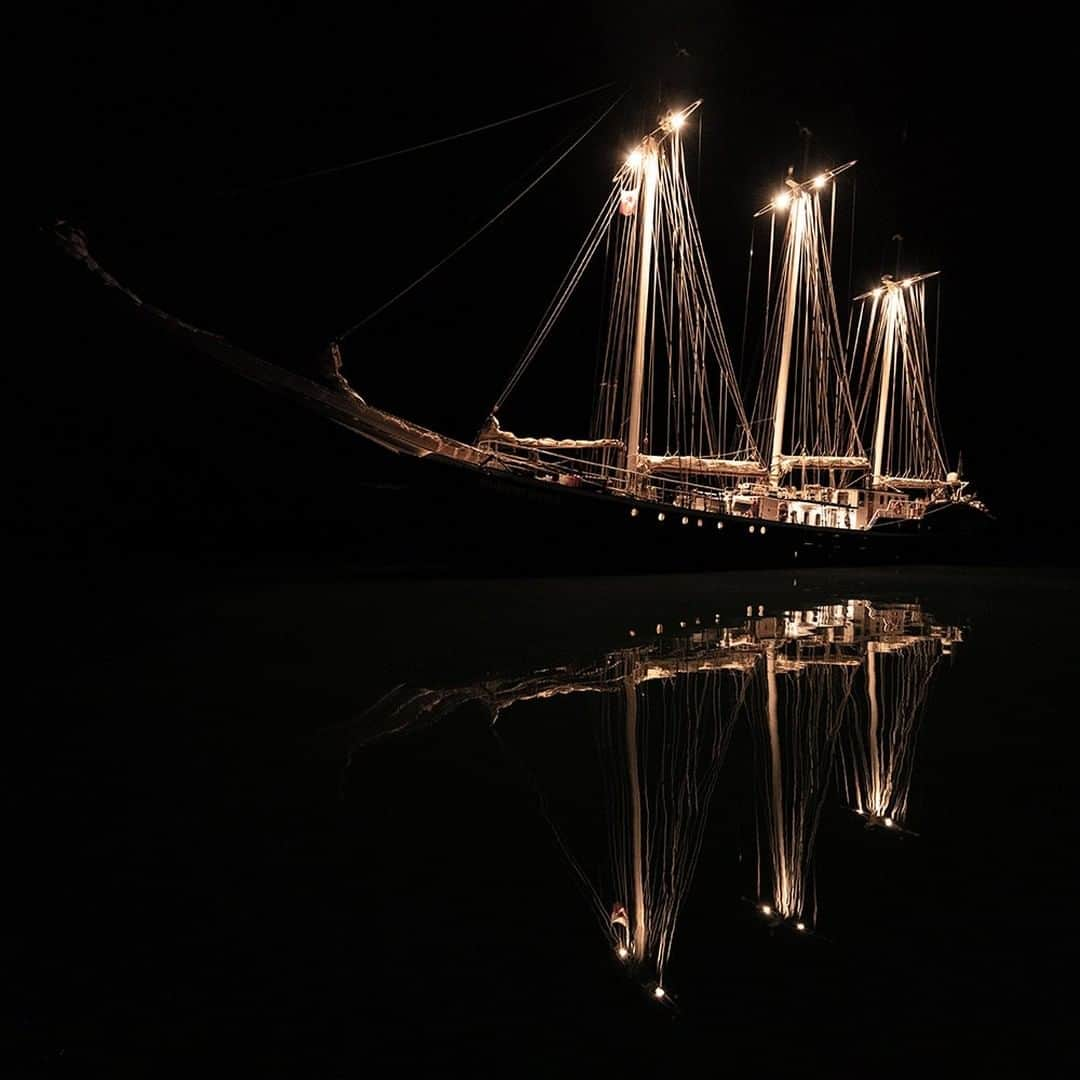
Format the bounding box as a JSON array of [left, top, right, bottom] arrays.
[[625, 138, 659, 493], [872, 288, 898, 485], [770, 191, 806, 486]]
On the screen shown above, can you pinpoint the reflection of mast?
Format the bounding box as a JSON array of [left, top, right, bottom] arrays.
[[624, 673, 647, 961], [867, 644, 881, 812], [752, 622, 857, 928], [764, 643, 790, 913], [841, 614, 960, 831]]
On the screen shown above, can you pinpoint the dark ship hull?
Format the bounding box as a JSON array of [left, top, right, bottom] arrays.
[[317, 448, 993, 576], [35, 229, 995, 577]]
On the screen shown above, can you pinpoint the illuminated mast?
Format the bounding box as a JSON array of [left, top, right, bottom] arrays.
[[870, 283, 899, 487], [769, 180, 804, 486], [624, 137, 659, 492], [754, 163, 856, 488], [860, 271, 943, 488]]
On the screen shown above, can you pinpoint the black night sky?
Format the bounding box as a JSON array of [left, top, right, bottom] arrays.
[[21, 2, 1069, 560], [14, 5, 1075, 1076]]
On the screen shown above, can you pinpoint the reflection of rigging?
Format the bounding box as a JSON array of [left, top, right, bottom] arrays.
[[347, 596, 960, 999], [839, 605, 962, 833], [752, 630, 857, 932]]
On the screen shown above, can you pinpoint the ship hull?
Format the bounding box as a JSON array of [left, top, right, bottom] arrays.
[[345, 450, 994, 576], [39, 231, 997, 577]]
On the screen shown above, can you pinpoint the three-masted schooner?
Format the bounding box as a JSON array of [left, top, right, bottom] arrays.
[[55, 99, 990, 571]]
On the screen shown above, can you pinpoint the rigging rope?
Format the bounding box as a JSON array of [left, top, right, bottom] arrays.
[[335, 88, 627, 345], [250, 80, 619, 191]]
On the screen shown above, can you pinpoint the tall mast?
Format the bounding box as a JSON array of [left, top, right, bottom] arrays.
[[625, 137, 659, 491], [871, 285, 898, 485], [770, 185, 805, 485]]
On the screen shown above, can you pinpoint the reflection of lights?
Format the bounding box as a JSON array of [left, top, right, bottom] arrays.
[[617, 946, 630, 960], [761, 904, 772, 915], [653, 986, 666, 999], [855, 808, 865, 815], [813, 174, 826, 189], [795, 922, 806, 932], [884, 817, 895, 828], [626, 149, 643, 168], [773, 191, 791, 211]]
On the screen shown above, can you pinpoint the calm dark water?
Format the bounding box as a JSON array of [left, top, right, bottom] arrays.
[[13, 565, 1075, 1074]]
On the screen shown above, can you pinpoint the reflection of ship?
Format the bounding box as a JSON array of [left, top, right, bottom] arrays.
[[347, 596, 961, 997], [839, 605, 962, 834], [54, 97, 991, 573]]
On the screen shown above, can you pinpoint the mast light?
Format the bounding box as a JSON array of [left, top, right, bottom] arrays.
[[626, 148, 643, 168], [773, 191, 791, 212], [813, 174, 827, 189], [669, 111, 686, 131]]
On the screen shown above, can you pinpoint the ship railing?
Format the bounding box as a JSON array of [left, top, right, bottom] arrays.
[[479, 442, 760, 518]]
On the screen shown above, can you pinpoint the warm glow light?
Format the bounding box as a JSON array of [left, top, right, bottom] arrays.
[[627, 149, 643, 168], [773, 191, 791, 212], [761, 904, 772, 915], [795, 922, 806, 931], [884, 817, 895, 828], [653, 986, 666, 999], [872, 287, 883, 298], [617, 946, 630, 960], [901, 278, 913, 288], [669, 112, 686, 131], [813, 174, 827, 189]]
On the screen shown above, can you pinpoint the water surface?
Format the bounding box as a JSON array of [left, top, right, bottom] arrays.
[[16, 566, 1073, 1072]]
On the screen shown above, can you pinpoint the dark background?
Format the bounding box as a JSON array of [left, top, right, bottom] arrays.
[[13, 8, 1074, 1073], [18, 1, 1068, 562]]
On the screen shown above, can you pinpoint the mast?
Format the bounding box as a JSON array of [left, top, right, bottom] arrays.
[[871, 285, 898, 486], [625, 137, 659, 491], [770, 185, 805, 485]]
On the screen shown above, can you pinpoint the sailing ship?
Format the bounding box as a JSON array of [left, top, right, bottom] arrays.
[[53, 99, 990, 572], [345, 595, 962, 999]]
